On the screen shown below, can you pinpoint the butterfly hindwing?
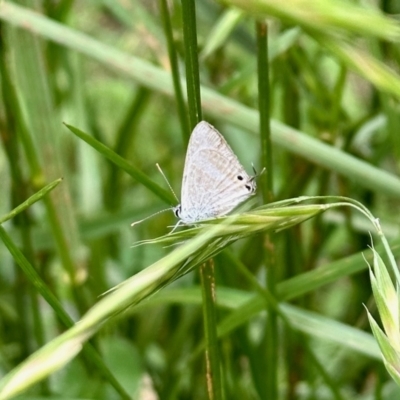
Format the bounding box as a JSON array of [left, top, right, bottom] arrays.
[[178, 121, 256, 223]]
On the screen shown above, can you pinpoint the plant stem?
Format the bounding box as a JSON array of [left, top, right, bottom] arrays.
[[256, 20, 278, 398], [200, 260, 223, 400], [159, 0, 190, 143], [181, 1, 221, 398], [181, 0, 202, 126]]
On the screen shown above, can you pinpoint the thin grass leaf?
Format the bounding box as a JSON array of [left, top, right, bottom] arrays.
[[367, 311, 400, 370], [201, 8, 243, 60], [219, 27, 301, 94], [384, 359, 400, 388], [0, 226, 131, 399], [282, 304, 380, 359], [366, 232, 400, 387], [370, 248, 400, 343], [0, 178, 62, 225], [369, 269, 399, 346], [0, 338, 83, 400], [65, 123, 174, 204], [220, 0, 400, 41], [130, 287, 381, 359], [158, 0, 189, 142], [319, 35, 400, 101]]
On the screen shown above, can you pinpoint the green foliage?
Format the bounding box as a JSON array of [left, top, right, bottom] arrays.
[[1, 0, 400, 399]]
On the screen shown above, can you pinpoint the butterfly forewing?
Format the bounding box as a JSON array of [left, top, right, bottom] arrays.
[[179, 121, 256, 223]]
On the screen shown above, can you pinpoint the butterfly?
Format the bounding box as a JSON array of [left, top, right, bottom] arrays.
[[173, 121, 257, 224], [132, 121, 258, 229]]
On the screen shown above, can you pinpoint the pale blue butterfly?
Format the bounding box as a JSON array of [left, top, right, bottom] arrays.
[[132, 121, 257, 229]]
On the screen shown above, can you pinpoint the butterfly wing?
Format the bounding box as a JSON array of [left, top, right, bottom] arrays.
[[179, 121, 256, 223]]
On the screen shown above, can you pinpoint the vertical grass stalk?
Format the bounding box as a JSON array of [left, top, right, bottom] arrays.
[[181, 1, 221, 398], [256, 20, 277, 398], [158, 0, 190, 143], [181, 0, 202, 126], [200, 260, 223, 399]]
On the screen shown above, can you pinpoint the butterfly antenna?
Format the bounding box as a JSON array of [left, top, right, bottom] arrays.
[[131, 207, 173, 227], [251, 163, 266, 179], [156, 163, 179, 203]]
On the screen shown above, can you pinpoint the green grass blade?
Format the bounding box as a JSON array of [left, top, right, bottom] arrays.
[[0, 178, 62, 224], [130, 287, 381, 359], [0, 225, 132, 399], [220, 0, 400, 41], [65, 123, 175, 204]]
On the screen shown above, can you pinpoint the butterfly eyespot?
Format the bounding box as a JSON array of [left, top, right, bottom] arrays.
[[245, 184, 251, 191], [237, 175, 244, 181]]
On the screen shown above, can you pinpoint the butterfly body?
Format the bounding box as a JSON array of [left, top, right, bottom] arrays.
[[174, 121, 256, 224]]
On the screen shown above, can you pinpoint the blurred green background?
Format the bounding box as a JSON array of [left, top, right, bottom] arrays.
[[1, 0, 400, 399]]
